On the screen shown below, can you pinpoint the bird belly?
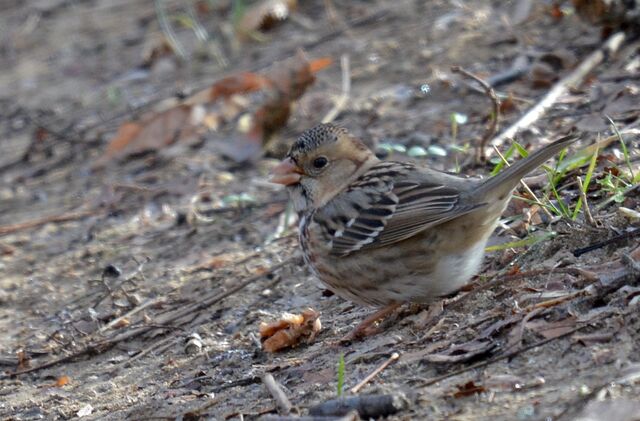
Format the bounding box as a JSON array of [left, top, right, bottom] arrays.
[[303, 218, 494, 308]]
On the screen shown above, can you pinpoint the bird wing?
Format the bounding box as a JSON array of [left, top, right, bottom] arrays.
[[313, 162, 484, 257]]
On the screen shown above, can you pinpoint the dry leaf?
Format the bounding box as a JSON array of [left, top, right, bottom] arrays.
[[16, 349, 29, 370], [111, 318, 130, 329], [98, 105, 200, 165], [141, 35, 175, 69], [260, 308, 321, 352], [220, 51, 332, 162], [99, 52, 331, 165], [453, 381, 486, 398], [237, 0, 297, 37], [55, 375, 70, 387]]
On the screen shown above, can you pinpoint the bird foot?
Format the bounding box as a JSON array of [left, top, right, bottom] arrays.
[[338, 302, 403, 344]]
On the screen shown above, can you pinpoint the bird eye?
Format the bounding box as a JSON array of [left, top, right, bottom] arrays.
[[313, 156, 328, 169]]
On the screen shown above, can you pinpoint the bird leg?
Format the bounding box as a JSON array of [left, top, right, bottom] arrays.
[[340, 302, 403, 343]]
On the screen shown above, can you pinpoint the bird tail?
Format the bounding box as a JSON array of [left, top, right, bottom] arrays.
[[476, 133, 578, 199]]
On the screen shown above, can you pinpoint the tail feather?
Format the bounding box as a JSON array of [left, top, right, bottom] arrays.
[[477, 134, 579, 198]]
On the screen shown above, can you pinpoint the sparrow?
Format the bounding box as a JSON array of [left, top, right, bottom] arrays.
[[270, 123, 577, 339]]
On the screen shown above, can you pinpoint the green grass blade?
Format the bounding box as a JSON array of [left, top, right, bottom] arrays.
[[337, 353, 345, 397], [571, 143, 599, 220], [606, 116, 634, 181], [490, 143, 516, 177]]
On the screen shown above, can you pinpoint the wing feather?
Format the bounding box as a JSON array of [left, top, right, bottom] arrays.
[[313, 162, 484, 256]]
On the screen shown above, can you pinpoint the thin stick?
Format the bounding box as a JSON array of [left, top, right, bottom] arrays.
[[322, 54, 351, 123], [350, 352, 399, 394], [262, 373, 294, 415], [576, 176, 597, 226], [0, 209, 99, 236], [120, 335, 178, 367], [418, 319, 599, 388], [154, 0, 187, 60], [451, 66, 500, 162], [492, 144, 553, 218], [97, 297, 164, 334], [489, 31, 626, 153], [572, 228, 640, 257]]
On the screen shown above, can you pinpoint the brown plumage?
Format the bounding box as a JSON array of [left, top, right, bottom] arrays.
[[271, 124, 577, 337]]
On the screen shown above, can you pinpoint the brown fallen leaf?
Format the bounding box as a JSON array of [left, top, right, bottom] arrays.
[[98, 52, 332, 166], [453, 381, 486, 398], [111, 318, 130, 329], [236, 0, 297, 39], [98, 105, 200, 165], [260, 308, 321, 353], [16, 349, 30, 370], [141, 35, 175, 69], [220, 51, 332, 162], [55, 375, 70, 387]]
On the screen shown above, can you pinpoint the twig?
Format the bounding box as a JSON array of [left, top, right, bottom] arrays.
[[576, 176, 597, 226], [489, 31, 626, 153], [417, 317, 602, 388], [572, 228, 640, 257], [0, 209, 99, 236], [349, 352, 399, 394], [154, 0, 187, 60], [261, 413, 359, 421], [529, 288, 591, 310], [322, 54, 351, 123], [97, 297, 164, 334], [446, 267, 597, 313], [119, 335, 178, 367], [451, 66, 500, 162], [262, 373, 295, 415]]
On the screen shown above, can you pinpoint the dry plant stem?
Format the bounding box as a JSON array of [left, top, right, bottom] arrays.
[[262, 373, 295, 415], [529, 288, 591, 310], [489, 31, 626, 152], [492, 144, 553, 218], [507, 307, 545, 350], [446, 267, 597, 313], [451, 66, 500, 162], [97, 297, 164, 334], [419, 318, 601, 388], [572, 228, 640, 257], [576, 176, 597, 226], [322, 54, 351, 123], [323, 0, 339, 24], [120, 335, 178, 367], [0, 209, 98, 236], [350, 352, 400, 394], [262, 413, 359, 421], [154, 0, 187, 59], [6, 258, 295, 377]]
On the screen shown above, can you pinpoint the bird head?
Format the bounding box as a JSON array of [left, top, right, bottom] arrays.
[[270, 123, 377, 211]]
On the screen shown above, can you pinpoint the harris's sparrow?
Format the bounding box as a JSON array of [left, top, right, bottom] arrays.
[[271, 124, 577, 339]]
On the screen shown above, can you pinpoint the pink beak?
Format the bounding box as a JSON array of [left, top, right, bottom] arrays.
[[270, 157, 303, 186]]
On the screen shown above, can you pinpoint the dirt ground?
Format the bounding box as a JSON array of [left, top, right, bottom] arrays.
[[1, 0, 640, 420]]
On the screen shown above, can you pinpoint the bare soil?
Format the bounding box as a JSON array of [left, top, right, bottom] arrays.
[[1, 1, 639, 420]]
